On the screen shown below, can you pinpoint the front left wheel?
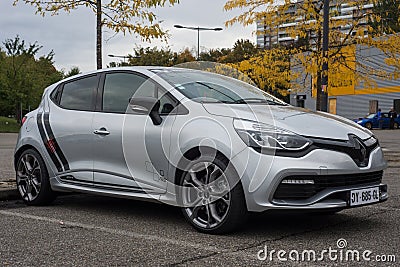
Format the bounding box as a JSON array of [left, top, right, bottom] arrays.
[[16, 149, 56, 205], [178, 153, 248, 234]]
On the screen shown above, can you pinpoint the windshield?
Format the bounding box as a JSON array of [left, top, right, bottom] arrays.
[[366, 114, 376, 119], [151, 69, 287, 105]]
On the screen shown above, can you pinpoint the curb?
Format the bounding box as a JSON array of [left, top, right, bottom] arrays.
[[0, 180, 19, 201], [0, 187, 19, 201]]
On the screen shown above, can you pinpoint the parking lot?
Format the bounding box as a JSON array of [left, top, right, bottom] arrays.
[[0, 131, 399, 266]]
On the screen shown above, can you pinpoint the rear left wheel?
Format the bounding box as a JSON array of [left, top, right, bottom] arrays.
[[16, 149, 56, 205], [178, 153, 247, 234]]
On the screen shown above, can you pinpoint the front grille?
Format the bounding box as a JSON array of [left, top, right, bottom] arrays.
[[273, 171, 383, 200], [311, 135, 379, 167]]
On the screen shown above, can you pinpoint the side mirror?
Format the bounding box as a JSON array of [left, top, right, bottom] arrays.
[[129, 97, 162, 125]]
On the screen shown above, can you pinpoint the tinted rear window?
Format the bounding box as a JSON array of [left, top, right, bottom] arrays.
[[60, 76, 97, 111]]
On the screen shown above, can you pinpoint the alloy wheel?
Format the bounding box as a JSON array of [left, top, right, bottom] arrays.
[[182, 161, 231, 229], [16, 153, 42, 202]]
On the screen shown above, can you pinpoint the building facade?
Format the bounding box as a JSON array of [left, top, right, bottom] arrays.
[[256, 1, 400, 119], [290, 45, 400, 120], [256, 1, 373, 49]]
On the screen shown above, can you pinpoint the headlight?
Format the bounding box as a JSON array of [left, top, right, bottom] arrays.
[[233, 119, 311, 151], [357, 120, 363, 124], [364, 135, 378, 147]]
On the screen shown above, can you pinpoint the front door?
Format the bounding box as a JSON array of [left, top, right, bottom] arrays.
[[92, 72, 176, 194]]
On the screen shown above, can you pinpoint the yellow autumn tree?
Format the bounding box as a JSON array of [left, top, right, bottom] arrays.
[[372, 34, 400, 79], [14, 0, 180, 69], [224, 0, 400, 109], [231, 48, 292, 97]]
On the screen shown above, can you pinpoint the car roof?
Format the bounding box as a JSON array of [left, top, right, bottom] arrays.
[[60, 66, 200, 83]]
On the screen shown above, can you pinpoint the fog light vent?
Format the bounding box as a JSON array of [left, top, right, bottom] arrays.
[[281, 179, 315, 185]]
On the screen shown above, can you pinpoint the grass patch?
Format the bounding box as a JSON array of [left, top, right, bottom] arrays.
[[0, 116, 20, 133]]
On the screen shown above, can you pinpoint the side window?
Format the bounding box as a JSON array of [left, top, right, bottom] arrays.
[[103, 73, 156, 113], [50, 86, 62, 104], [60, 76, 97, 111], [158, 89, 178, 115]]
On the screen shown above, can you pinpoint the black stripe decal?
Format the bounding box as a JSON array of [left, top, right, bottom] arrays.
[[43, 113, 70, 171], [37, 112, 63, 172]]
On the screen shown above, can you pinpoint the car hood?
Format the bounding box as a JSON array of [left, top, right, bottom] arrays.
[[202, 103, 372, 140]]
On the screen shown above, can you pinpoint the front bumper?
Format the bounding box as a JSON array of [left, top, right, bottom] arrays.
[[272, 183, 388, 208], [231, 145, 387, 212]]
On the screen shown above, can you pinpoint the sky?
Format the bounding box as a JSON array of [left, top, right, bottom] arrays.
[[0, 1, 254, 72]]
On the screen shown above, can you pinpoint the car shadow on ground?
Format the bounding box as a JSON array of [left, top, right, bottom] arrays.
[[23, 193, 381, 239]]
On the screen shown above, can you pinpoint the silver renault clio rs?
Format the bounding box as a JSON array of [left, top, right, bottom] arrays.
[[15, 67, 388, 234]]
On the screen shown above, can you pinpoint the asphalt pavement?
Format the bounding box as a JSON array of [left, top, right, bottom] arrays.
[[0, 131, 399, 266], [0, 133, 18, 200], [0, 133, 16, 182]]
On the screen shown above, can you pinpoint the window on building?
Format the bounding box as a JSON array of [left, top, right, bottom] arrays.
[[369, 100, 378, 114]]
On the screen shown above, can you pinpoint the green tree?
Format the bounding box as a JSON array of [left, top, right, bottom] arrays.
[[0, 36, 63, 121], [198, 40, 258, 63], [108, 46, 196, 67], [219, 39, 258, 63], [64, 66, 81, 78], [128, 47, 175, 66], [199, 48, 231, 62], [172, 48, 196, 65], [14, 0, 180, 69]]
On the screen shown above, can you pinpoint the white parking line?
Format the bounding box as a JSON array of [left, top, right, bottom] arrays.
[[0, 209, 265, 262], [0, 210, 223, 253]]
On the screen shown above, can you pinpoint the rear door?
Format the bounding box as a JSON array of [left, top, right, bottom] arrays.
[[44, 74, 98, 184]]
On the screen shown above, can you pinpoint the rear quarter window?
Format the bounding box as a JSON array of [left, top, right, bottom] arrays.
[[59, 75, 97, 111]]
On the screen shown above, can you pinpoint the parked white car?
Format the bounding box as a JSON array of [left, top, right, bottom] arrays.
[[15, 67, 388, 234]]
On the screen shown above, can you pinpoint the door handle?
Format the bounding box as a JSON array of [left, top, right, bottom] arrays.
[[94, 128, 110, 135]]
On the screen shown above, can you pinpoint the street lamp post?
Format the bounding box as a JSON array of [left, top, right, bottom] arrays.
[[174, 25, 223, 59], [320, 0, 329, 112], [108, 54, 141, 65], [108, 54, 130, 63]]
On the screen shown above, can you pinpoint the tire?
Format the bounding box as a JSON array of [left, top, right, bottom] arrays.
[[178, 153, 248, 234], [365, 122, 372, 130], [16, 149, 56, 205]]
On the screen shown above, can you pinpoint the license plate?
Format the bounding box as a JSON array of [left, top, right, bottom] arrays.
[[350, 187, 380, 206]]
